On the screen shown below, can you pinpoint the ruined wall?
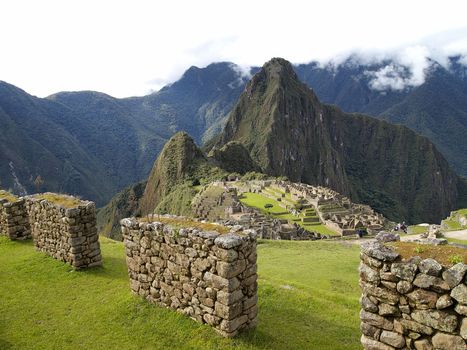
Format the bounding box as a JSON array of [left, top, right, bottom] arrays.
[[121, 218, 258, 337], [360, 241, 467, 349], [0, 198, 30, 240], [26, 196, 102, 269]]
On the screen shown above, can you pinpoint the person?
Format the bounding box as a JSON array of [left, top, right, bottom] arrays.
[[400, 221, 407, 234]]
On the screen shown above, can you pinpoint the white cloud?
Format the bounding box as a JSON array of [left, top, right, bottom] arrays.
[[1, 0, 467, 97]]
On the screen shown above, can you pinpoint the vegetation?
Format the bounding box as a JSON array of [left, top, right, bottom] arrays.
[[239, 192, 339, 236], [390, 242, 467, 266], [442, 208, 467, 231], [34, 193, 83, 208], [0, 236, 361, 349], [142, 216, 230, 234], [0, 190, 18, 202], [408, 225, 429, 235]]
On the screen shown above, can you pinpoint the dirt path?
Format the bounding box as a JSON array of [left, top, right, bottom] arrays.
[[443, 229, 467, 240]]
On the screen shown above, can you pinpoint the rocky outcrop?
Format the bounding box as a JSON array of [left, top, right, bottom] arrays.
[[359, 241, 467, 349], [121, 217, 258, 337]]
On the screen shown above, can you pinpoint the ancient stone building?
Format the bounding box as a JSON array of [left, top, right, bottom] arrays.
[[0, 191, 30, 240], [121, 217, 258, 337], [26, 193, 102, 269], [359, 240, 467, 349]]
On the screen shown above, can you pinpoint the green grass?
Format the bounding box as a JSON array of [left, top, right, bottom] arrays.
[[240, 192, 339, 236], [441, 209, 467, 231], [0, 237, 361, 349], [447, 238, 467, 245], [408, 225, 429, 235]]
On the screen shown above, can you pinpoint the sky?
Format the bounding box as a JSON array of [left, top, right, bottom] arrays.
[[1, 0, 467, 97]]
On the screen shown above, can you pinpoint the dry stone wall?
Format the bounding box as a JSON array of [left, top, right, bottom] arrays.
[[0, 198, 30, 240], [26, 195, 102, 269], [121, 217, 258, 337], [360, 241, 467, 349]]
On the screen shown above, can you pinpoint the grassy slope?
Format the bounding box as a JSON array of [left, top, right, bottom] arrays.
[[0, 237, 360, 350], [240, 192, 339, 236]]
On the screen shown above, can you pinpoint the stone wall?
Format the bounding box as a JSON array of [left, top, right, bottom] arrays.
[[26, 195, 102, 269], [121, 217, 258, 337], [359, 241, 467, 349], [0, 198, 30, 240]]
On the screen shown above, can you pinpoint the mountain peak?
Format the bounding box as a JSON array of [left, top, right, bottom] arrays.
[[262, 57, 297, 79]]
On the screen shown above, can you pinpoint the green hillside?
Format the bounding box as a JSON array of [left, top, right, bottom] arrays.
[[0, 236, 361, 350]]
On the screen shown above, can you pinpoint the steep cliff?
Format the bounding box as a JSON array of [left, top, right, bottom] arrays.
[[213, 58, 459, 223]]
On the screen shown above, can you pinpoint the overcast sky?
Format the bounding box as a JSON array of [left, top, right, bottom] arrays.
[[1, 0, 467, 97]]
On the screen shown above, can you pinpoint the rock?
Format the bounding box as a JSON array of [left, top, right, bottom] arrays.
[[419, 258, 443, 276], [411, 310, 458, 333], [361, 241, 400, 262], [216, 260, 246, 279], [376, 231, 400, 243], [360, 310, 394, 330], [442, 263, 467, 288], [361, 335, 396, 350], [361, 322, 381, 339], [413, 339, 433, 350], [397, 280, 413, 294], [461, 318, 467, 340], [400, 319, 434, 335], [361, 295, 379, 313], [360, 262, 381, 284], [391, 263, 418, 282], [407, 289, 438, 309], [380, 330, 405, 348], [432, 332, 466, 350], [214, 234, 243, 249], [436, 294, 454, 309], [379, 303, 400, 316], [413, 273, 450, 293], [360, 281, 400, 305], [456, 304, 467, 316], [451, 284, 467, 304]]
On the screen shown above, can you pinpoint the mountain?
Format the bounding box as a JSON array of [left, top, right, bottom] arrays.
[[0, 63, 249, 204], [294, 56, 467, 176], [98, 132, 229, 239], [211, 58, 460, 223]]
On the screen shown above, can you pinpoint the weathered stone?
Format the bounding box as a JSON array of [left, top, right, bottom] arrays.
[[360, 310, 394, 330], [419, 259, 443, 277], [360, 262, 381, 284], [400, 319, 434, 335], [214, 301, 242, 320], [214, 234, 243, 249], [379, 303, 400, 316], [361, 252, 383, 268], [217, 290, 244, 306], [411, 310, 458, 333], [391, 263, 418, 282], [361, 335, 395, 350], [361, 322, 382, 339], [382, 281, 397, 290], [397, 280, 413, 294], [380, 330, 405, 348], [443, 263, 467, 288], [361, 295, 378, 313], [414, 273, 450, 293], [451, 284, 467, 304], [456, 304, 467, 316], [413, 339, 433, 350], [461, 318, 467, 340], [219, 315, 248, 332], [432, 332, 466, 350], [361, 241, 400, 262], [217, 260, 246, 279], [407, 289, 438, 309], [381, 272, 399, 282], [360, 281, 400, 305], [436, 294, 454, 310], [376, 231, 400, 243], [213, 246, 238, 262]]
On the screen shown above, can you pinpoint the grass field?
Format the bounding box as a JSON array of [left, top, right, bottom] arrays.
[[239, 192, 339, 236], [0, 237, 361, 349]]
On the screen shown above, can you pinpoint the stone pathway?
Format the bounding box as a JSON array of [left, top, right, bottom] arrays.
[[443, 229, 467, 240]]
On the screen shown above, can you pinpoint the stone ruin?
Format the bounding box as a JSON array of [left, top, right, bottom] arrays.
[[0, 193, 31, 240], [359, 240, 467, 349], [26, 194, 102, 269], [121, 217, 258, 337]]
